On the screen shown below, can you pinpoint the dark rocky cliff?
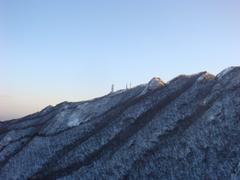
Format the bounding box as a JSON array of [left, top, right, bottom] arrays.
[[0, 67, 240, 180]]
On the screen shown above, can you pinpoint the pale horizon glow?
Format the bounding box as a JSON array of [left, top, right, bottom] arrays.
[[1, 0, 240, 121]]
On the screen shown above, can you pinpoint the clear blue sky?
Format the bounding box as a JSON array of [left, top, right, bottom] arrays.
[[1, 0, 239, 120]]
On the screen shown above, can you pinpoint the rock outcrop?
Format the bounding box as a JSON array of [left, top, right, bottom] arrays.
[[0, 67, 240, 180]]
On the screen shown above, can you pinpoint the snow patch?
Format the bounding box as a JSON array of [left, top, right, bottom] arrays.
[[203, 99, 207, 105], [3, 135, 12, 143], [67, 118, 80, 127], [209, 115, 215, 120], [197, 75, 205, 82]]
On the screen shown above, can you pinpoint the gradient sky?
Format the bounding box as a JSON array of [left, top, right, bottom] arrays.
[[0, 0, 240, 120]]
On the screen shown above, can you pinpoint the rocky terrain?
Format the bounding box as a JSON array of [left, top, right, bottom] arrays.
[[0, 67, 240, 180]]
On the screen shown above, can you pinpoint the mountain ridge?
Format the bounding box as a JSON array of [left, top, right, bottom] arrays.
[[0, 66, 240, 180]]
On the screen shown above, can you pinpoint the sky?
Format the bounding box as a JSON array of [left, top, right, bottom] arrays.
[[0, 0, 240, 121]]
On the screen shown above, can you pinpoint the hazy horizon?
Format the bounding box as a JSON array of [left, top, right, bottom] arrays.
[[1, 0, 240, 121]]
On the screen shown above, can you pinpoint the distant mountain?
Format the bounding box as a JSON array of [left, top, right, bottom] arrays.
[[0, 67, 240, 180]]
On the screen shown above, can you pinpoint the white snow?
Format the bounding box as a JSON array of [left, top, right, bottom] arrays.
[[209, 115, 215, 120], [42, 84, 146, 133], [217, 67, 235, 79], [203, 99, 207, 105], [67, 118, 80, 127], [65, 92, 129, 128], [197, 75, 205, 82], [3, 135, 12, 143]]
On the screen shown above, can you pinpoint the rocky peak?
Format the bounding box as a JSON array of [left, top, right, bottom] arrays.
[[147, 77, 165, 90], [197, 72, 215, 82]]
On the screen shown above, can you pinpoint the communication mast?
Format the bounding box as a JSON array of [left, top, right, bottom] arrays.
[[111, 84, 114, 93]]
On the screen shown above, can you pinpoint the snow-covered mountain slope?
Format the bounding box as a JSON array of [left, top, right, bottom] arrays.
[[0, 67, 240, 180]]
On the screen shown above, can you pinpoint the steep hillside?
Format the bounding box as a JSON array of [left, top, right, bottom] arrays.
[[0, 67, 240, 180]]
